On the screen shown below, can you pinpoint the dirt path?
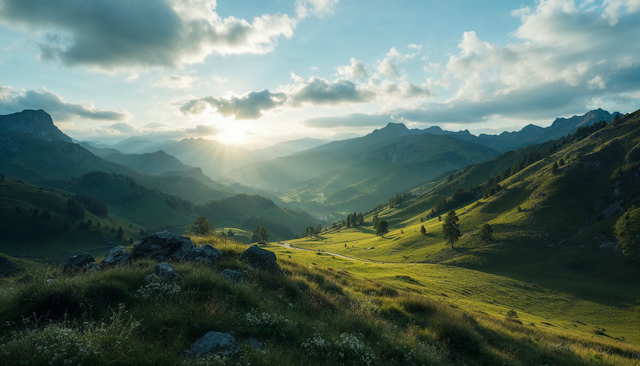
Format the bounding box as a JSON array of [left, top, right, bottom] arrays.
[[278, 242, 388, 264]]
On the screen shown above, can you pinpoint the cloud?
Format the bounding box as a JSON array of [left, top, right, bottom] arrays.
[[179, 89, 287, 119], [0, 85, 129, 121], [301, 113, 391, 128], [152, 74, 201, 89], [0, 0, 296, 70], [336, 58, 368, 79], [177, 69, 432, 120], [185, 124, 220, 135], [108, 122, 137, 134], [408, 44, 423, 49], [378, 58, 400, 78], [311, 66, 319, 70], [296, 0, 339, 19]]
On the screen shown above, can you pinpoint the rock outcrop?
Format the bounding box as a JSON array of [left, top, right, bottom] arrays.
[[130, 231, 195, 261], [63, 253, 100, 272], [0, 256, 18, 277], [220, 269, 243, 283], [102, 246, 130, 268], [185, 332, 239, 358], [240, 245, 282, 272], [0, 110, 72, 143], [151, 262, 182, 282]]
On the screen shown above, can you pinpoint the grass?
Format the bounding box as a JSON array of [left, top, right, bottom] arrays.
[[1, 238, 639, 365]]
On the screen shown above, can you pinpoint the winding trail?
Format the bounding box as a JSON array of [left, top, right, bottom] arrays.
[[278, 242, 389, 264]]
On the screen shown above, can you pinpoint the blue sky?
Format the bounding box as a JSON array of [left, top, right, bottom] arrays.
[[0, 0, 639, 148]]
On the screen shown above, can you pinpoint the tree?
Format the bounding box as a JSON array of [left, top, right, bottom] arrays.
[[437, 215, 442, 222], [346, 214, 352, 228], [117, 226, 124, 240], [559, 158, 565, 166], [186, 215, 214, 236], [258, 226, 270, 243], [480, 223, 493, 244], [442, 210, 461, 249], [316, 223, 322, 233], [372, 214, 379, 228], [551, 162, 558, 175], [227, 229, 235, 239], [375, 220, 389, 237], [612, 113, 622, 127], [420, 225, 426, 235]]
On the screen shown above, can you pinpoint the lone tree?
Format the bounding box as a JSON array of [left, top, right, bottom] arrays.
[[186, 215, 214, 236], [375, 220, 389, 237], [479, 223, 493, 244], [227, 229, 235, 239], [258, 226, 270, 243], [442, 210, 461, 249], [420, 225, 426, 235], [551, 161, 558, 175]]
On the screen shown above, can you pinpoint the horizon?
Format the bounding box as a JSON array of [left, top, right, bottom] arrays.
[[1, 0, 638, 149]]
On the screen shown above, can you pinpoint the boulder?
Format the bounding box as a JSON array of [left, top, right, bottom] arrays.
[[174, 244, 221, 266], [63, 253, 97, 272], [243, 337, 265, 351], [185, 332, 239, 358], [130, 231, 195, 261], [153, 262, 182, 282], [240, 245, 282, 272], [220, 269, 243, 283], [0, 256, 18, 278], [102, 246, 130, 267]]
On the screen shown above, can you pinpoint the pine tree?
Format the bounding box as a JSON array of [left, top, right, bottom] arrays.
[[480, 223, 493, 244], [551, 162, 558, 175], [375, 220, 389, 237], [420, 225, 426, 235], [186, 215, 214, 236], [316, 224, 322, 233], [227, 229, 235, 239], [442, 210, 461, 249], [258, 226, 270, 243]]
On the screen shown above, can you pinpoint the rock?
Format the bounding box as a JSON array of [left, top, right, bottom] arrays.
[[63, 253, 96, 272], [220, 269, 243, 283], [102, 246, 130, 267], [175, 244, 221, 266], [243, 337, 264, 351], [185, 332, 239, 358], [240, 245, 282, 272], [0, 256, 18, 277], [86, 262, 103, 272], [153, 262, 182, 282], [130, 231, 195, 261], [603, 201, 621, 218]]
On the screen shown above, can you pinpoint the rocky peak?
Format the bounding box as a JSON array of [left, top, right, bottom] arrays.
[[0, 110, 72, 143]]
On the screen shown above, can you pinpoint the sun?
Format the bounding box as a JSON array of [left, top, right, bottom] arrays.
[[217, 125, 247, 145]]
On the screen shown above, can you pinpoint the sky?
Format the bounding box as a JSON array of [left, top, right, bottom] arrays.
[[0, 0, 639, 148]]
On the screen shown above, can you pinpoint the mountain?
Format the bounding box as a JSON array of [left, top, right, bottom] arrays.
[[257, 137, 329, 158], [0, 109, 72, 143], [224, 123, 499, 215]]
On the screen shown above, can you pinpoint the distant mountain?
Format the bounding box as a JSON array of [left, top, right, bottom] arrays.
[[0, 109, 72, 143], [439, 109, 622, 152], [225, 123, 500, 214], [94, 150, 193, 176], [257, 137, 329, 158]]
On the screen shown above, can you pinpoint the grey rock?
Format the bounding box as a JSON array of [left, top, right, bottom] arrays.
[[240, 245, 282, 272], [243, 337, 264, 351], [86, 262, 103, 272], [153, 262, 182, 282], [63, 253, 96, 272], [102, 246, 130, 267], [185, 332, 239, 358], [0, 110, 72, 143], [130, 231, 195, 261], [0, 256, 18, 278], [603, 201, 621, 218], [220, 269, 243, 283], [175, 244, 221, 266]]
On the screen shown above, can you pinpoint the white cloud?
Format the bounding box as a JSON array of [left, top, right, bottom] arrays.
[[0, 0, 297, 70], [152, 74, 201, 89], [602, 0, 640, 26], [296, 0, 339, 19], [378, 58, 400, 78], [336, 58, 368, 79], [0, 85, 129, 121], [408, 44, 423, 49], [311, 66, 319, 70], [588, 75, 607, 89]]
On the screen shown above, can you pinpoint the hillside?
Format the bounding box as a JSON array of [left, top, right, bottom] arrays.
[[286, 110, 640, 344], [0, 175, 146, 261], [1, 238, 638, 365], [226, 124, 499, 216]]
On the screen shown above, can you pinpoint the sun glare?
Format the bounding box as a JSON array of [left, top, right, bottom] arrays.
[[217, 125, 247, 145]]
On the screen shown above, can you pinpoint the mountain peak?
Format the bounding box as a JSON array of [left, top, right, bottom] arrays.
[[371, 122, 411, 136], [0, 109, 72, 143]]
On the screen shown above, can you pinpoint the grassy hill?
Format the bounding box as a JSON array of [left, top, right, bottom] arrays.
[[0, 239, 638, 365], [285, 110, 640, 345], [0, 175, 146, 261]]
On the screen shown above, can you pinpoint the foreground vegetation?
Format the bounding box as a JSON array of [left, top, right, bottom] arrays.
[[1, 238, 639, 365]]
